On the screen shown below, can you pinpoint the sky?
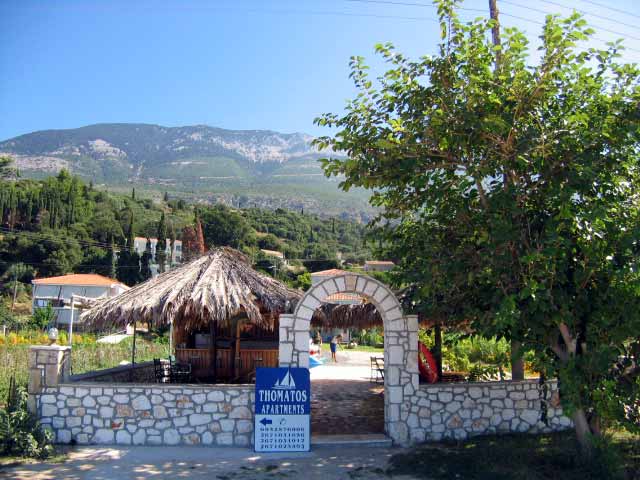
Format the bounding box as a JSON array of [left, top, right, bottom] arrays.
[[1, 0, 639, 140]]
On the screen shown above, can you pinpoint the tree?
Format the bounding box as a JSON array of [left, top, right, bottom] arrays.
[[5, 263, 30, 311], [140, 237, 153, 281], [116, 210, 140, 286], [200, 205, 253, 249], [131, 188, 136, 200], [0, 156, 14, 179], [155, 212, 167, 274], [182, 212, 206, 262], [315, 1, 640, 452]]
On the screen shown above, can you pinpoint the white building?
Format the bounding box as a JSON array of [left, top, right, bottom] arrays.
[[31, 274, 129, 326], [364, 260, 395, 272], [132, 237, 183, 276]]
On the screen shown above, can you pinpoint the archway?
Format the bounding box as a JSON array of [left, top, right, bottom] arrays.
[[279, 274, 419, 445]]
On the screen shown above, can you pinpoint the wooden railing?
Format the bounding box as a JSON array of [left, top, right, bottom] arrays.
[[175, 348, 278, 380]]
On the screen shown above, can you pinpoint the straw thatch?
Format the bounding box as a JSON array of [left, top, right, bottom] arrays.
[[311, 302, 382, 330], [81, 247, 302, 332]]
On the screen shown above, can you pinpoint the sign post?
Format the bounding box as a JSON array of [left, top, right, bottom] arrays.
[[254, 367, 310, 452]]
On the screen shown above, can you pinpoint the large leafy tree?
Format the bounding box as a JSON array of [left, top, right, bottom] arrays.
[[315, 0, 639, 451]]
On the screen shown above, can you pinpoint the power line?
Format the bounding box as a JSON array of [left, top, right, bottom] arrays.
[[346, 0, 485, 14], [581, 0, 640, 20], [501, 0, 640, 42], [341, 0, 640, 55], [538, 0, 640, 32]]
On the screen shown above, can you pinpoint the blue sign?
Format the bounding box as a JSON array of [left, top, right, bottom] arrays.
[[255, 367, 310, 452]]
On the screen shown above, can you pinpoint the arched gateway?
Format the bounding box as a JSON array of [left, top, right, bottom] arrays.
[[278, 273, 419, 445]]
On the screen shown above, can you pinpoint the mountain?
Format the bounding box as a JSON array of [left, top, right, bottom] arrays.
[[0, 123, 372, 220]]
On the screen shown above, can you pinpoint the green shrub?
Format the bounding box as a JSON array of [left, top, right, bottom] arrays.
[[0, 376, 54, 459], [357, 328, 383, 347], [30, 305, 56, 330]]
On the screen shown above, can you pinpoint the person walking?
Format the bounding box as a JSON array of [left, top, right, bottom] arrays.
[[330, 334, 342, 363]]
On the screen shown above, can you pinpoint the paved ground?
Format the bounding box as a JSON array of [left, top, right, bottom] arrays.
[[0, 445, 419, 480], [310, 349, 385, 435]]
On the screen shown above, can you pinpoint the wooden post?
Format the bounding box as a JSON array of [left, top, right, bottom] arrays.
[[235, 319, 242, 379], [434, 320, 443, 380], [68, 296, 75, 346], [130, 318, 137, 382], [488, 0, 525, 381], [209, 320, 217, 383], [11, 274, 18, 312]]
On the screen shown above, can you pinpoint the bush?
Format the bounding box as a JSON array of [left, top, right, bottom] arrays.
[[357, 328, 383, 347], [0, 376, 54, 459], [30, 305, 56, 330], [0, 303, 20, 330]]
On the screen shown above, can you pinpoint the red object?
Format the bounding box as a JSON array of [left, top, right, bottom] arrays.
[[418, 342, 439, 383]]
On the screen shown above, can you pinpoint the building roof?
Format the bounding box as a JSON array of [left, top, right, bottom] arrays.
[[311, 269, 348, 277], [134, 237, 182, 244], [365, 261, 395, 266], [325, 292, 364, 303], [81, 247, 300, 331], [260, 249, 284, 258], [32, 274, 127, 288]]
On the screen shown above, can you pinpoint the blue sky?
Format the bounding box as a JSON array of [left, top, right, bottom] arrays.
[[1, 0, 639, 140]]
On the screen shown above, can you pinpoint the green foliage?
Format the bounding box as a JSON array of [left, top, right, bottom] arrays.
[[356, 328, 384, 347], [293, 272, 311, 291], [316, 0, 640, 445], [0, 376, 54, 459], [0, 156, 13, 179], [0, 303, 19, 329], [199, 205, 253, 250], [420, 330, 511, 379], [30, 305, 55, 330]]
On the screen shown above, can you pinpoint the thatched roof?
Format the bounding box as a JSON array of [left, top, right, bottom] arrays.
[[81, 247, 302, 332], [311, 302, 382, 330]]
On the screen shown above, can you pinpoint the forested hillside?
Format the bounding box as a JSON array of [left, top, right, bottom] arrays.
[[0, 123, 374, 219], [0, 169, 371, 289]]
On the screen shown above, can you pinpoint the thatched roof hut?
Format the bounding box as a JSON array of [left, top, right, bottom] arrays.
[[311, 302, 382, 330], [81, 247, 302, 332]]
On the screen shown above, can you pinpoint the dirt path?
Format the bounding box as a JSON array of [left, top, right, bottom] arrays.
[[0, 445, 421, 480]]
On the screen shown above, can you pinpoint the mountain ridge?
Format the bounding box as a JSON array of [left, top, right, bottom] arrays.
[[0, 123, 371, 220]]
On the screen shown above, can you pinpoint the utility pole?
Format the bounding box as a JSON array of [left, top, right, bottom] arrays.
[[488, 0, 502, 67], [489, 0, 525, 381]]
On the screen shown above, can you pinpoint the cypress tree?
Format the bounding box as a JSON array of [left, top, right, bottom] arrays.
[[107, 235, 117, 279], [140, 237, 153, 280], [156, 213, 167, 273]]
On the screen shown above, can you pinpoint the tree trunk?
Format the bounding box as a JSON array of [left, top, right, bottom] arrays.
[[511, 340, 525, 381], [572, 408, 596, 455]]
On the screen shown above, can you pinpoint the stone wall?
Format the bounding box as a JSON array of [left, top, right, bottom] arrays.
[[406, 379, 572, 443], [35, 383, 255, 447]]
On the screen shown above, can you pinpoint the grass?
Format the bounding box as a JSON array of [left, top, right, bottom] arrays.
[[387, 430, 640, 480], [0, 330, 169, 404], [320, 343, 384, 353]]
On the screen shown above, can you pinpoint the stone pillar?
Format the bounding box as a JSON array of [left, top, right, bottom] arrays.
[[28, 345, 71, 413], [279, 314, 294, 367]]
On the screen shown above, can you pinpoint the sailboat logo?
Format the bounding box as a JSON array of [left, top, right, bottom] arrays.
[[273, 369, 296, 390]]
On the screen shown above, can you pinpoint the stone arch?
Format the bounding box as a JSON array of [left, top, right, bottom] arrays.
[[278, 274, 419, 445]]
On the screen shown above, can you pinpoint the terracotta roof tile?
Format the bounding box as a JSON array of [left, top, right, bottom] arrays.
[[32, 274, 127, 287], [311, 269, 348, 276]]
